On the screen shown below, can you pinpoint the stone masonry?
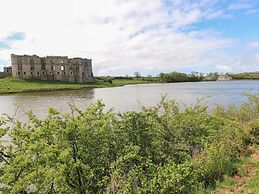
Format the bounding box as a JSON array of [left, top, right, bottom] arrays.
[[11, 54, 94, 83], [0, 66, 12, 77]]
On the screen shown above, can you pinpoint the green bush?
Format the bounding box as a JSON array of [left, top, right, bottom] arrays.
[[97, 76, 113, 83], [0, 95, 259, 193]]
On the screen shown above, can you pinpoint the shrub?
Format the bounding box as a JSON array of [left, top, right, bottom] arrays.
[[1, 95, 258, 193]]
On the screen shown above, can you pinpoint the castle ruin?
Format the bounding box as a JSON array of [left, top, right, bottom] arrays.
[[0, 66, 12, 77], [11, 54, 94, 83]]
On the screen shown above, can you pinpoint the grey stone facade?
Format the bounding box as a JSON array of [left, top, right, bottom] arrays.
[[11, 54, 94, 83], [0, 66, 12, 77]]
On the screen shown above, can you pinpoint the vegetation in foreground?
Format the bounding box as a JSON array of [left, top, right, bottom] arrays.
[[0, 77, 157, 94], [0, 94, 259, 193]]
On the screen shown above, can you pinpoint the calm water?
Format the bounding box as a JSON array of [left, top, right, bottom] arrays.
[[0, 81, 259, 119]]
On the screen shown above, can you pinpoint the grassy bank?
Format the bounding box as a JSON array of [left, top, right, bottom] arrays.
[[0, 95, 259, 193], [196, 146, 259, 194], [0, 77, 158, 94]]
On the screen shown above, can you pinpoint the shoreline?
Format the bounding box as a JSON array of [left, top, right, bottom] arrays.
[[0, 77, 160, 95], [1, 77, 259, 95]]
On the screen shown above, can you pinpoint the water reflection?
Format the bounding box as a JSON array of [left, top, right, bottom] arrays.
[[0, 89, 95, 119]]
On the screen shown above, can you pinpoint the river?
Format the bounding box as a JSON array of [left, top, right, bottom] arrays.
[[0, 80, 259, 119]]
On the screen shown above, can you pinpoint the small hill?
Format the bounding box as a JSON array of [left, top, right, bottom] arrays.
[[230, 71, 259, 80]]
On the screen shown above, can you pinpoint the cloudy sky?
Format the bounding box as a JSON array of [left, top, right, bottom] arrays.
[[0, 0, 259, 76]]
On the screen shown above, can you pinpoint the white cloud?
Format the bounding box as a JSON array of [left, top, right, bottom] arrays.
[[247, 41, 259, 49], [228, 0, 259, 16], [229, 3, 252, 10], [0, 0, 258, 75]]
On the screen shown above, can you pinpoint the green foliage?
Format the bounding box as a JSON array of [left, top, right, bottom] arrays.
[[134, 72, 141, 79], [229, 72, 259, 80], [97, 76, 114, 83], [1, 95, 259, 193], [159, 71, 203, 83], [203, 72, 219, 81]]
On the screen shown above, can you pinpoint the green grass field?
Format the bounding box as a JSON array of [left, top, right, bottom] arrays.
[[0, 77, 158, 94]]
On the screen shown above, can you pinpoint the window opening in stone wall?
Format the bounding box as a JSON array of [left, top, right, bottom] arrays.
[[24, 72, 26, 75], [52, 66, 56, 71], [61, 65, 65, 71], [37, 72, 40, 75], [31, 72, 33, 75], [71, 72, 73, 75], [31, 66, 34, 70], [18, 72, 20, 75], [30, 58, 34, 65], [41, 58, 46, 70], [18, 64, 22, 70], [57, 72, 59, 75]]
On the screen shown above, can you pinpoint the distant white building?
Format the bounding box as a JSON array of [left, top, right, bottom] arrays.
[[217, 74, 233, 81]]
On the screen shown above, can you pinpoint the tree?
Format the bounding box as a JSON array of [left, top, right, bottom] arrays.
[[134, 72, 141, 79], [146, 75, 153, 81]]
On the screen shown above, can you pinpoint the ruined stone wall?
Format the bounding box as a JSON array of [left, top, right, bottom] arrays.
[[11, 54, 94, 83], [4, 67, 12, 75], [0, 66, 12, 77]]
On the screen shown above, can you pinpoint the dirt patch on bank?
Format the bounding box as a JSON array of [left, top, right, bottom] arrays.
[[214, 147, 259, 194]]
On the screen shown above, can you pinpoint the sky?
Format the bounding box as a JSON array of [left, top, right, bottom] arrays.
[[0, 0, 259, 76]]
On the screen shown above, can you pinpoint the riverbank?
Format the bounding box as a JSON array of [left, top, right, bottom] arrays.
[[0, 77, 159, 94], [213, 146, 259, 194]]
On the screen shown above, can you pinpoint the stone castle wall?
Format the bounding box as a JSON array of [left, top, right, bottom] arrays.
[[0, 66, 12, 77], [11, 54, 94, 83]]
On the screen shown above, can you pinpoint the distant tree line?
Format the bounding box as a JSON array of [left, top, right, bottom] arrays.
[[229, 72, 259, 80], [158, 71, 203, 83], [96, 71, 259, 84], [96, 71, 204, 84], [96, 76, 114, 83]]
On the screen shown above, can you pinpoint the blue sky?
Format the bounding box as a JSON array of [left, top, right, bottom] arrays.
[[0, 0, 259, 75], [0, 32, 25, 50], [194, 8, 259, 41]]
